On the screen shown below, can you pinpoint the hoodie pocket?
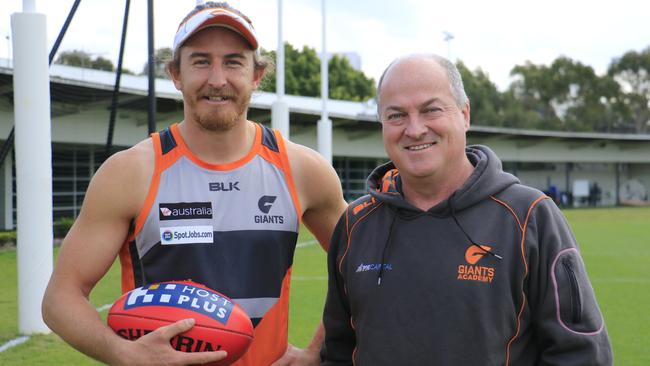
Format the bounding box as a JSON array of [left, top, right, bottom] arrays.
[[561, 257, 582, 324], [552, 248, 604, 334]]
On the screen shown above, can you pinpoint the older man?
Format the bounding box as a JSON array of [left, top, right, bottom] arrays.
[[321, 54, 612, 365], [42, 2, 346, 365]]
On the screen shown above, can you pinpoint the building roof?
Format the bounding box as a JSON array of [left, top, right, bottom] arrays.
[[4, 62, 650, 142]]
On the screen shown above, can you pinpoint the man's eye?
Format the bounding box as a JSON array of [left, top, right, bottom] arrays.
[[193, 59, 209, 66], [226, 60, 243, 66], [386, 113, 404, 120], [424, 108, 442, 114]]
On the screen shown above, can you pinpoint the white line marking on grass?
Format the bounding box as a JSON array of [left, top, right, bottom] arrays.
[[0, 302, 113, 353], [97, 304, 112, 312], [0, 336, 29, 353], [297, 239, 318, 248]]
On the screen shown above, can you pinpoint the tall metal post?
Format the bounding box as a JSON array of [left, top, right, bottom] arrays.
[[147, 0, 156, 134], [317, 0, 332, 164], [271, 0, 290, 139], [12, 0, 53, 333]]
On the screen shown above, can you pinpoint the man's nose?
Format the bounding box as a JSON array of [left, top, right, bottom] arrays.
[[404, 115, 428, 138], [207, 65, 227, 88]]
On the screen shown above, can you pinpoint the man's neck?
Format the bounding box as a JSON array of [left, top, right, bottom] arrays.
[[177, 119, 256, 165], [400, 157, 475, 211]]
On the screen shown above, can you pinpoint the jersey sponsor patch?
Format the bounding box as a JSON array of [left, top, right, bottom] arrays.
[[159, 202, 213, 221], [160, 225, 214, 244], [124, 282, 234, 324]]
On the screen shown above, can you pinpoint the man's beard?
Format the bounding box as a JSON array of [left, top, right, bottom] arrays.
[[191, 87, 253, 132]]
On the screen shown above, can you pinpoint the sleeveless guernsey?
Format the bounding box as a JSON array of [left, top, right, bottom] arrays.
[[118, 122, 301, 365]]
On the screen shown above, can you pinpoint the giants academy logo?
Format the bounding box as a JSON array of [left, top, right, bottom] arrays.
[[159, 202, 212, 221], [123, 282, 234, 325], [457, 245, 496, 283], [255, 195, 284, 224]]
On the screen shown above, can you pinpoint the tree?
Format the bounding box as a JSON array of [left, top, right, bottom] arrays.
[[91, 56, 115, 72], [54, 49, 135, 74], [608, 47, 650, 133], [55, 50, 95, 69], [456, 61, 505, 127], [261, 43, 376, 101], [141, 47, 173, 79], [509, 57, 622, 132]]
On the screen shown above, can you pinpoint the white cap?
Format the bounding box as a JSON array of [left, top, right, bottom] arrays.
[[173, 7, 259, 56]]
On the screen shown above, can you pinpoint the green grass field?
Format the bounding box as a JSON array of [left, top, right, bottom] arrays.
[[1, 207, 649, 364]]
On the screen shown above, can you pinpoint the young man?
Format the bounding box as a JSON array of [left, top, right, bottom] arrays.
[[42, 3, 346, 365], [321, 54, 613, 365]]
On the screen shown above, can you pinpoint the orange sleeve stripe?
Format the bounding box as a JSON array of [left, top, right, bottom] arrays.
[[338, 202, 383, 276], [119, 244, 135, 293], [129, 132, 163, 241], [504, 195, 549, 366], [265, 128, 302, 224]]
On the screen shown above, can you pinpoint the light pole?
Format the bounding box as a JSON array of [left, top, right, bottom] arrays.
[[5, 35, 9, 67], [443, 31, 454, 60], [272, 0, 290, 139], [318, 0, 332, 164]]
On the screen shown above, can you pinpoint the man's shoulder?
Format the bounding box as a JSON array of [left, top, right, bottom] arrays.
[[95, 138, 155, 191], [492, 183, 552, 221], [106, 138, 154, 169]]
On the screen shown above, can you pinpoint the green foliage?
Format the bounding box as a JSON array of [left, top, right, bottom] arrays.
[[53, 217, 75, 238], [467, 55, 625, 132], [509, 58, 593, 130], [457, 61, 507, 127], [90, 56, 115, 72], [55, 50, 96, 69], [261, 43, 376, 102], [608, 47, 650, 133], [0, 230, 16, 246], [54, 49, 135, 75], [141, 47, 173, 79]]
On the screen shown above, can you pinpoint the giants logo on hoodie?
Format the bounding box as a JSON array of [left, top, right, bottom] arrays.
[[457, 245, 495, 283]]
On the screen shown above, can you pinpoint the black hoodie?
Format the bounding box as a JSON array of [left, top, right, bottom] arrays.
[[322, 145, 612, 366]]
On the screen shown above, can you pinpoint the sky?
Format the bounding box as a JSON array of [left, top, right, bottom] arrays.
[[1, 0, 649, 91]]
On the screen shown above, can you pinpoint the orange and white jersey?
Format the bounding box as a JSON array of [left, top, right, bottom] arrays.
[[119, 122, 301, 365]]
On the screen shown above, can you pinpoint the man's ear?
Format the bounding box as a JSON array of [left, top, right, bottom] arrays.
[[168, 63, 182, 91], [252, 66, 265, 90], [462, 100, 471, 131]]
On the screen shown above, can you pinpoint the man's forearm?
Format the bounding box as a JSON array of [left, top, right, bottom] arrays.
[[43, 286, 126, 364], [306, 321, 325, 353]]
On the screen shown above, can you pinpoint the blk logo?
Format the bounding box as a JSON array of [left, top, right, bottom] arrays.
[[209, 182, 240, 192], [258, 196, 277, 214]]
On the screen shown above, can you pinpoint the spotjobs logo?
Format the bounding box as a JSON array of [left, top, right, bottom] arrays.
[[160, 225, 214, 245]]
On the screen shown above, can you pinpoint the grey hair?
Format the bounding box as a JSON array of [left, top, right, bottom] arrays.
[[376, 53, 468, 115]]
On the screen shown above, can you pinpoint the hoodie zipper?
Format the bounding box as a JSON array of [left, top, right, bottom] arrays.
[[561, 258, 582, 323]]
